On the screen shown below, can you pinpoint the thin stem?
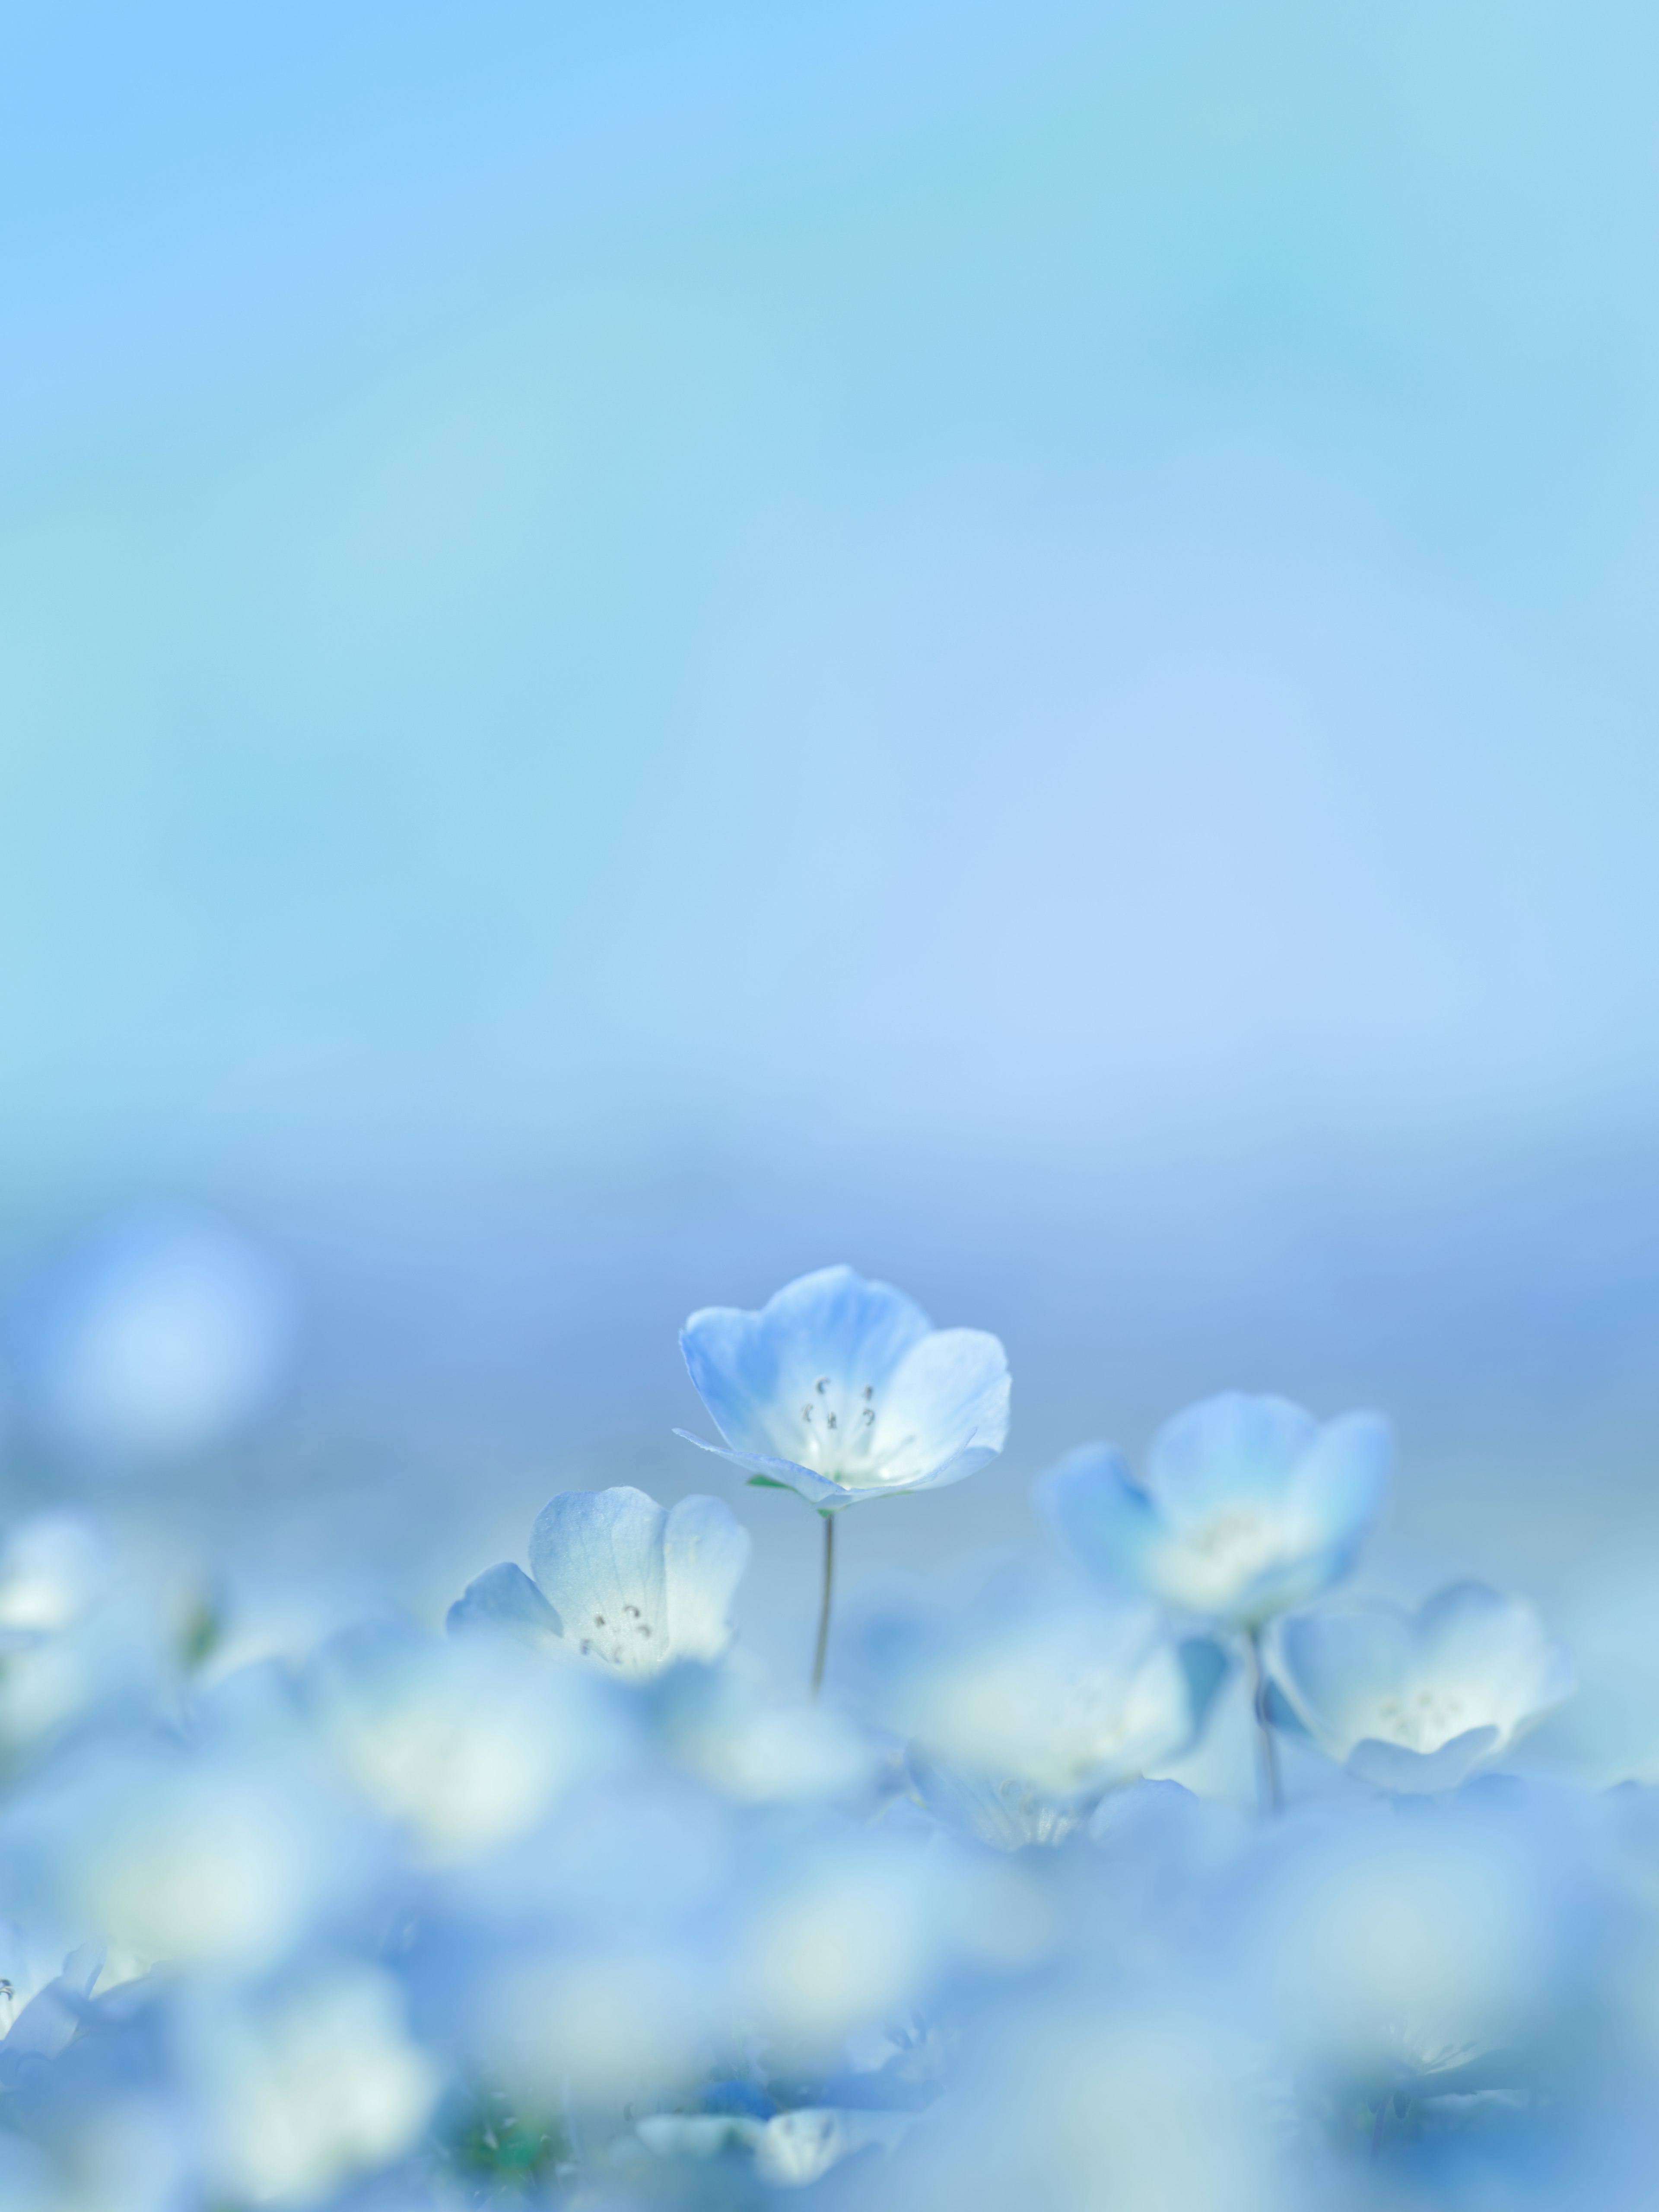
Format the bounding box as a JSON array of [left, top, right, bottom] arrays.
[[810, 1513, 836, 1698], [1244, 1627, 1282, 1816]]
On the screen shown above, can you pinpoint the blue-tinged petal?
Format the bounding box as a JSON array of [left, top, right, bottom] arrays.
[[1271, 1603, 1414, 1754], [870, 1328, 1010, 1488], [890, 1438, 1004, 1497], [1413, 1581, 1575, 1740], [906, 1751, 1082, 1851], [1347, 1725, 1500, 1795], [530, 1487, 670, 1677], [1284, 1409, 1393, 1549], [680, 1265, 932, 1464], [673, 1430, 850, 1508], [446, 1562, 564, 1654], [1033, 1444, 1158, 1591], [1143, 1392, 1319, 1526], [662, 1495, 751, 1664]]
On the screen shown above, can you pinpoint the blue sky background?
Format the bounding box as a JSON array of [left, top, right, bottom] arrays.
[[5, 1, 1659, 1761]]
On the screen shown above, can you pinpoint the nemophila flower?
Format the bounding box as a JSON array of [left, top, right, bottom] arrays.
[[448, 1486, 750, 1681], [307, 1622, 626, 1858], [0, 1741, 376, 1977], [853, 1571, 1227, 1847], [648, 1663, 879, 1808], [1224, 1787, 1613, 2107], [1270, 1583, 1575, 1793], [175, 1964, 440, 2208], [416, 1773, 745, 2111], [1036, 1392, 1392, 1630], [677, 1265, 1010, 1510], [0, 1513, 176, 1756]]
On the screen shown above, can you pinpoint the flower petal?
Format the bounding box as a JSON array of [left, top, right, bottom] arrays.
[[673, 1430, 850, 1508], [1347, 1724, 1500, 1795], [445, 1562, 564, 1653], [680, 1265, 932, 1462], [1033, 1443, 1158, 1592], [662, 1494, 751, 1664], [1284, 1410, 1393, 1552], [874, 1328, 1011, 1488], [530, 1488, 671, 1677], [1143, 1393, 1319, 1526], [1271, 1603, 1414, 1757], [1412, 1581, 1575, 1742]]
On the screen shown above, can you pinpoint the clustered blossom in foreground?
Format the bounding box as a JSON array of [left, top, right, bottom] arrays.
[[0, 1261, 1637, 2212]]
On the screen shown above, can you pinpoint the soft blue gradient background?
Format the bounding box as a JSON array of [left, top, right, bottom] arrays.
[[5, 2, 1659, 1774]]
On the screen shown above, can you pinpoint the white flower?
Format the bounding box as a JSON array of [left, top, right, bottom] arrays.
[[1037, 1392, 1392, 1629], [2, 1742, 373, 1975], [178, 1964, 440, 2207], [677, 1265, 1009, 1510], [308, 1623, 623, 1858], [861, 1576, 1225, 1823], [651, 1665, 878, 1805], [1270, 1583, 1574, 1792], [448, 1486, 750, 1681]]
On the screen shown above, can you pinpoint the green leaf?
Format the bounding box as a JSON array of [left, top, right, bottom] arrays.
[[746, 1475, 791, 1490]]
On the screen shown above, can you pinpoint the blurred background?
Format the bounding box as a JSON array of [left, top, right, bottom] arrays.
[[4, 0, 1659, 1780]]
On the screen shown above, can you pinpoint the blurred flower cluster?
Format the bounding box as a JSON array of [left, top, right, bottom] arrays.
[[0, 1261, 1649, 2212]]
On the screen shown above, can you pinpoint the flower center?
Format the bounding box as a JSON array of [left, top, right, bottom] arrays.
[[578, 1602, 658, 1671], [1372, 1687, 1468, 1752], [1185, 1506, 1278, 1576], [795, 1376, 910, 1483]]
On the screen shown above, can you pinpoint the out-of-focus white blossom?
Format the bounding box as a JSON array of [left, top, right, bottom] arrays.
[[1271, 1583, 1575, 1792], [650, 1661, 880, 1806], [851, 1568, 1227, 1845], [307, 1620, 626, 1858], [175, 1964, 440, 2206], [1223, 1788, 1615, 2103], [0, 1740, 375, 1975], [0, 1514, 179, 1757]]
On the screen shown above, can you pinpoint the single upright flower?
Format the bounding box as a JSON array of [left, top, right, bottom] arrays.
[[1036, 1392, 1391, 1632], [1269, 1582, 1574, 1793], [448, 1486, 750, 1683], [1037, 1392, 1391, 1813], [677, 1265, 1009, 1696], [677, 1265, 1010, 1512]]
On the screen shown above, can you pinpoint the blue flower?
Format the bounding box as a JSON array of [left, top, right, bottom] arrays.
[[448, 1486, 750, 1680], [677, 1265, 1010, 1510], [173, 1963, 440, 2206], [1269, 1582, 1575, 1792], [1036, 1392, 1391, 1629], [853, 1568, 1226, 1828], [308, 1621, 625, 1858]]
